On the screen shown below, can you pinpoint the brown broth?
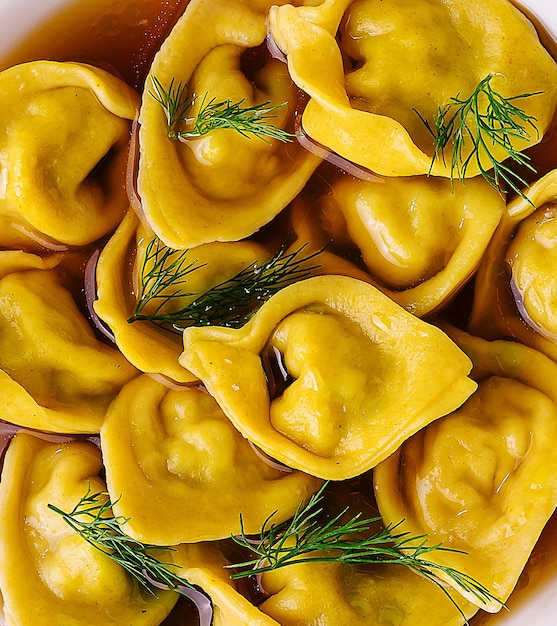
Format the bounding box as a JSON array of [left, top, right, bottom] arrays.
[[1, 0, 557, 625], [0, 0, 189, 89]]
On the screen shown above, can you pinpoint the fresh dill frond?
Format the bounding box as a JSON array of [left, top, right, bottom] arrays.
[[227, 483, 504, 623], [149, 76, 193, 137], [130, 236, 204, 324], [188, 92, 296, 143], [49, 484, 503, 625], [149, 75, 296, 144], [128, 240, 324, 333], [47, 485, 192, 597], [418, 74, 541, 198]]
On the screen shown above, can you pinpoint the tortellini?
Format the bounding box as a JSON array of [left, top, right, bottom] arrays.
[[180, 275, 476, 479], [0, 61, 139, 250], [300, 173, 504, 315], [101, 374, 322, 544], [374, 327, 557, 610], [93, 211, 188, 381], [268, 0, 557, 177], [259, 554, 478, 625], [137, 0, 320, 249], [94, 210, 285, 382], [470, 169, 557, 361], [0, 433, 178, 625], [0, 251, 137, 433]]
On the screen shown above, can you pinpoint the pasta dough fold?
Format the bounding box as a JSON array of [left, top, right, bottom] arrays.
[[259, 551, 478, 625], [0, 61, 138, 249], [0, 251, 137, 433], [301, 173, 504, 316], [170, 542, 280, 625], [470, 169, 557, 361], [180, 275, 476, 479], [0, 434, 178, 625], [101, 375, 322, 544], [94, 210, 276, 382], [138, 0, 320, 249], [374, 328, 557, 611], [268, 0, 557, 177]]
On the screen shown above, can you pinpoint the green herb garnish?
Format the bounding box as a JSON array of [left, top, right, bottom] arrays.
[[47, 486, 191, 597], [149, 75, 296, 144], [418, 74, 541, 198], [50, 483, 503, 625], [228, 483, 504, 623], [128, 239, 324, 333]]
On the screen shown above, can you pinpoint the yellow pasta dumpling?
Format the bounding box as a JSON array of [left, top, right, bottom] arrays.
[[101, 374, 322, 544], [258, 556, 478, 625], [268, 0, 557, 177], [94, 210, 276, 383], [180, 275, 476, 479], [0, 434, 178, 625], [0, 251, 137, 433], [137, 0, 320, 249], [374, 327, 557, 611], [471, 169, 557, 361], [507, 208, 557, 339], [307, 173, 504, 316], [0, 60, 139, 250]]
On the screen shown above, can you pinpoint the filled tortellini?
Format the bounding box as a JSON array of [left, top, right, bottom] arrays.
[[94, 210, 278, 382], [101, 374, 322, 544], [180, 275, 476, 479], [470, 169, 557, 361], [93, 211, 190, 382], [374, 327, 557, 611], [300, 173, 504, 316], [259, 554, 478, 625], [0, 433, 178, 625], [268, 0, 557, 177], [0, 251, 137, 433], [0, 60, 139, 250], [137, 0, 320, 249]]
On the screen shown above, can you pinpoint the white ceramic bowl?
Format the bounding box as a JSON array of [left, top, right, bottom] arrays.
[[0, 0, 70, 57], [0, 1, 556, 625], [522, 0, 557, 38]]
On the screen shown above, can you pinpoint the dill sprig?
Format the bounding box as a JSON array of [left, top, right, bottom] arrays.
[[130, 236, 203, 324], [228, 483, 504, 623], [418, 74, 541, 198], [128, 240, 324, 333], [149, 75, 296, 144], [149, 76, 193, 135], [47, 485, 192, 597]]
